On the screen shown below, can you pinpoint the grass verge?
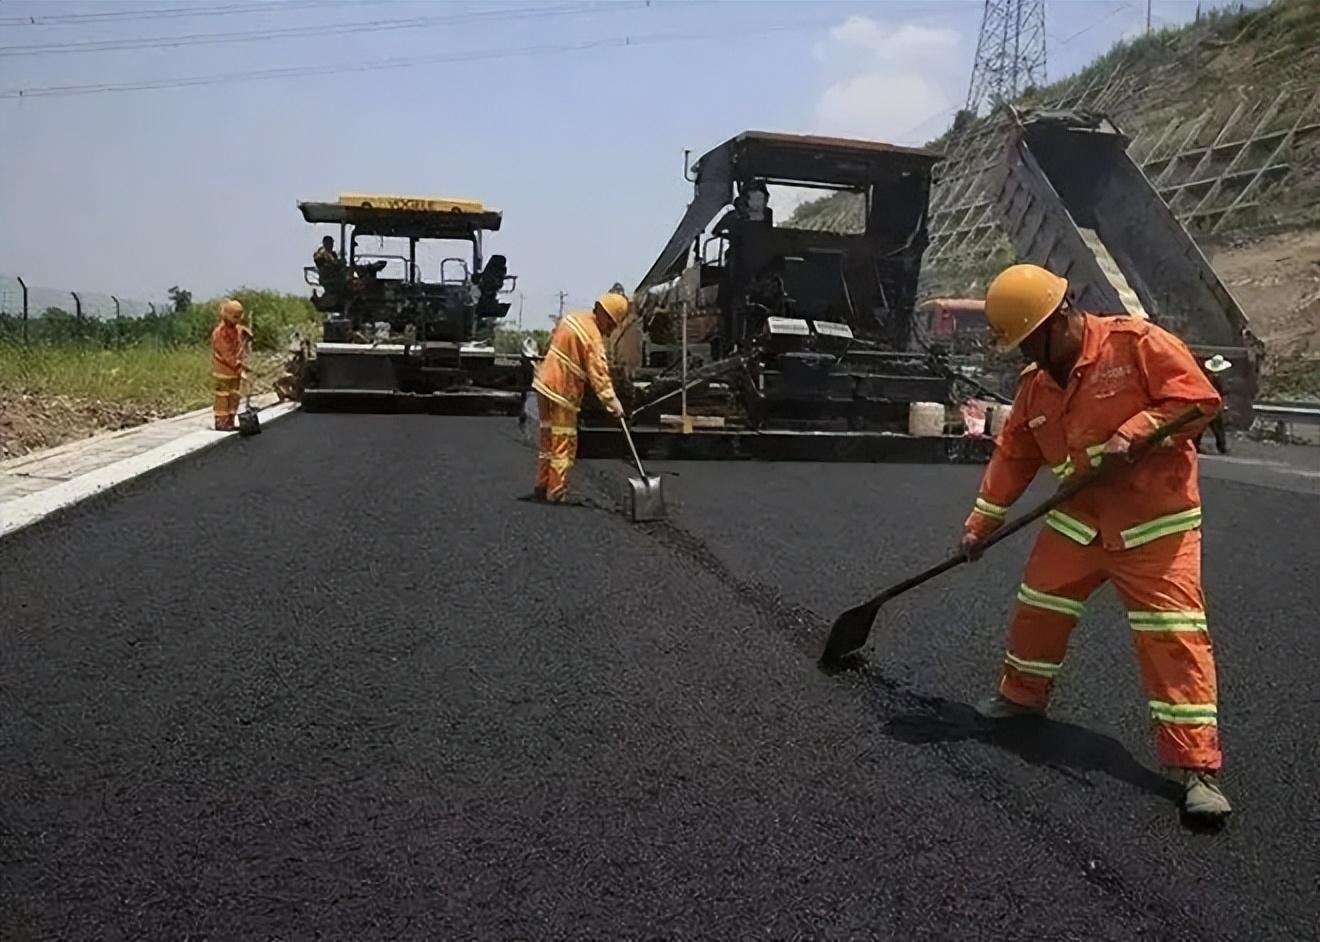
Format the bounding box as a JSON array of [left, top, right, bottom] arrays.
[[1, 341, 281, 411]]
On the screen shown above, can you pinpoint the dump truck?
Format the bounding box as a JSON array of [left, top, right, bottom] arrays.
[[295, 193, 529, 414], [577, 131, 995, 463], [992, 108, 1263, 426]]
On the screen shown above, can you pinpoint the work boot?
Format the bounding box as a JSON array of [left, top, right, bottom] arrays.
[[1176, 769, 1232, 821], [976, 693, 1044, 720]]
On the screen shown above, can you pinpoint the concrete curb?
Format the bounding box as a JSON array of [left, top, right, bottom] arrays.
[[0, 402, 301, 540]]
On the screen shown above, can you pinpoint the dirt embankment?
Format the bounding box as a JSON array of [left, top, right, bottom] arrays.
[[0, 395, 170, 461], [1207, 228, 1320, 359], [0, 350, 285, 462]]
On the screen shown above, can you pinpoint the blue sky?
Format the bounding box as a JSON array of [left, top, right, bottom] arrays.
[[0, 0, 1260, 327]]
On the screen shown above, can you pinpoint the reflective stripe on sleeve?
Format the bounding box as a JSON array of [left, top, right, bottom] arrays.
[[1016, 583, 1086, 618], [974, 497, 1007, 521], [1050, 457, 1075, 479], [1149, 701, 1217, 726]]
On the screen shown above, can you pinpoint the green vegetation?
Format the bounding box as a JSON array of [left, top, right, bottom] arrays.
[[3, 340, 227, 413], [0, 288, 317, 351], [493, 327, 551, 355], [0, 288, 313, 416], [1260, 354, 1320, 399]]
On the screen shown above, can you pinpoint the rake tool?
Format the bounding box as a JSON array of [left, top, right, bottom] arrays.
[[818, 405, 1205, 666]]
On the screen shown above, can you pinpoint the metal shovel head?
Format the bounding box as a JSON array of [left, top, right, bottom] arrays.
[[820, 598, 882, 665], [626, 473, 665, 521], [238, 408, 262, 436]]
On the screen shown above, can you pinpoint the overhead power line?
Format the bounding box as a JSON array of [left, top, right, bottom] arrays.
[[0, 1, 650, 58], [0, 0, 368, 28], [1, 15, 835, 100]]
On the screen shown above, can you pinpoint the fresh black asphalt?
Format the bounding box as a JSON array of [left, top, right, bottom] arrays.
[[1, 414, 1316, 940]]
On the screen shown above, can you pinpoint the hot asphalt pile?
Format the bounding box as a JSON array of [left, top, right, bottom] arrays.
[[1, 415, 1316, 939]]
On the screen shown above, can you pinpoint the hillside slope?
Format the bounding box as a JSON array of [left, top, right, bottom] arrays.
[[790, 0, 1320, 370]]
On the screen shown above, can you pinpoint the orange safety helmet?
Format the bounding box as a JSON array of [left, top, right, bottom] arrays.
[[984, 264, 1068, 351], [219, 298, 245, 323], [594, 291, 630, 326]]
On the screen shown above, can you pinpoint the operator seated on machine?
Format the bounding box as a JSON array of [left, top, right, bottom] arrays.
[[713, 179, 774, 238], [313, 236, 347, 303]]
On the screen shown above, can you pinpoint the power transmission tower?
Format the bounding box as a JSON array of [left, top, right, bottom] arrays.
[[964, 0, 1048, 116]]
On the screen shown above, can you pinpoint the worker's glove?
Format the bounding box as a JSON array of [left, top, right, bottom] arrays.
[[605, 399, 625, 419], [959, 530, 986, 563], [1102, 432, 1132, 461]]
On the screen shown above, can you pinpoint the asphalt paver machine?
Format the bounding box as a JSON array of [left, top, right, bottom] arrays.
[[580, 131, 995, 463], [296, 193, 530, 415]]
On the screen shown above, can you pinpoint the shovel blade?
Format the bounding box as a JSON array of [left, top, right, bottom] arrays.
[[238, 410, 262, 436], [626, 475, 665, 521], [820, 599, 882, 665]]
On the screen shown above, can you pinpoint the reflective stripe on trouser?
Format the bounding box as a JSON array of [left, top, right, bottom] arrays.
[[535, 393, 578, 500], [213, 374, 240, 429], [998, 526, 1220, 771]]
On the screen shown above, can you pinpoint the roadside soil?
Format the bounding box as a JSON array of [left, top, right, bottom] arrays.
[[1206, 228, 1320, 358]]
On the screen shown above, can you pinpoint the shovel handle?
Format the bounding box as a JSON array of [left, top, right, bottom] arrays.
[[968, 404, 1205, 556], [619, 416, 648, 478], [872, 405, 1206, 606]]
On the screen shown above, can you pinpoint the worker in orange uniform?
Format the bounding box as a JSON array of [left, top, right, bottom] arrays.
[[961, 263, 1231, 823], [530, 292, 629, 503], [211, 298, 250, 431]]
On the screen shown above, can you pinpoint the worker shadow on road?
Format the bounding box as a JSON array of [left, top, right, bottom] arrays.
[[882, 695, 1182, 804]]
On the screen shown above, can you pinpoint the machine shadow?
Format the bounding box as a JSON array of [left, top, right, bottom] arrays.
[[883, 694, 1182, 804]]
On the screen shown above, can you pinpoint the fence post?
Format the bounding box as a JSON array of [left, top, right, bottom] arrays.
[[17, 275, 28, 344], [112, 295, 123, 344]]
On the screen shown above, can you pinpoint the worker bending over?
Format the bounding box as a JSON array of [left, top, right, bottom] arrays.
[[530, 292, 628, 503], [962, 263, 1230, 823], [211, 298, 251, 431]]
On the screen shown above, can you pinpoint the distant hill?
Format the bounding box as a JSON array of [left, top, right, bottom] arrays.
[[792, 0, 1320, 238], [789, 0, 1320, 374]]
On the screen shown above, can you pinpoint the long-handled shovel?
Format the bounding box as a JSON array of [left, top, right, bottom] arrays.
[[818, 405, 1205, 666], [619, 415, 666, 522], [237, 377, 262, 436]]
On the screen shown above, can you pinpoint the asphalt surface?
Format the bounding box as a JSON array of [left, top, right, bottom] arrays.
[[1, 414, 1317, 940]]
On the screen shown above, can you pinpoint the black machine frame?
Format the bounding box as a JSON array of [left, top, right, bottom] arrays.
[[296, 198, 529, 414], [603, 130, 991, 460]]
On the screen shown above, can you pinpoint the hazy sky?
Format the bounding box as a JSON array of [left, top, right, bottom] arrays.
[[0, 0, 1256, 327]]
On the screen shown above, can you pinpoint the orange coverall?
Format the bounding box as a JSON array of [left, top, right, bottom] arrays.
[[210, 321, 248, 431], [530, 310, 622, 501], [964, 314, 1224, 771]]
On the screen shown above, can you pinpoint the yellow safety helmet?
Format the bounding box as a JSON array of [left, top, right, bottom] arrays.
[[220, 298, 245, 322], [594, 291, 630, 326], [984, 264, 1068, 351]]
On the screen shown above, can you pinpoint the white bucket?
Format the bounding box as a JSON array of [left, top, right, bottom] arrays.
[[909, 401, 946, 438]]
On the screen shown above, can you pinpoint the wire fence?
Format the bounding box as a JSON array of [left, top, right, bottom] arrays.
[[0, 273, 170, 323]]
